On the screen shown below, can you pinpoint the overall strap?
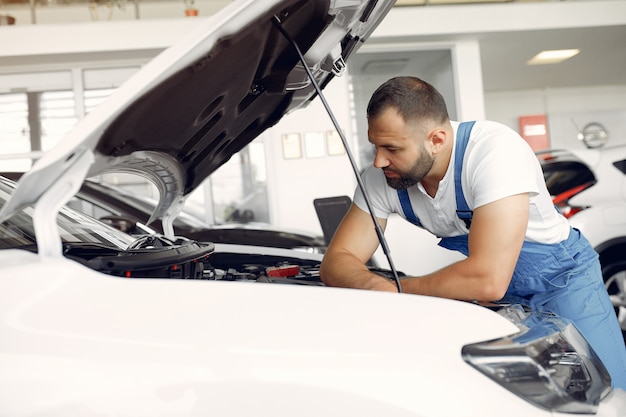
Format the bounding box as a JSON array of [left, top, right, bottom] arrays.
[[396, 121, 476, 229], [455, 121, 476, 229], [397, 188, 422, 227]]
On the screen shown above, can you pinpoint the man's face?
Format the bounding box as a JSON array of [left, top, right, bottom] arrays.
[[368, 108, 434, 190]]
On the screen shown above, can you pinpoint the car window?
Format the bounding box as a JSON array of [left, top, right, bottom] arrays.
[[56, 207, 135, 248], [540, 159, 596, 196], [613, 158, 626, 175], [68, 194, 119, 220]]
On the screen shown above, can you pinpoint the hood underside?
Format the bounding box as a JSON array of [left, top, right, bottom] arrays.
[[100, 0, 334, 195], [0, 0, 394, 232]]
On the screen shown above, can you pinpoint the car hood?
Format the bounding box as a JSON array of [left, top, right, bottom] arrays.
[[0, 0, 394, 248], [0, 249, 527, 416], [6, 249, 624, 416]]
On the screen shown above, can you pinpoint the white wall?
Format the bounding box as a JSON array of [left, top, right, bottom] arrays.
[[264, 75, 358, 236], [485, 85, 626, 149], [451, 41, 485, 122], [367, 0, 626, 153]]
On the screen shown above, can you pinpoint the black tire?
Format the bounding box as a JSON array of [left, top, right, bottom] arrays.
[[601, 260, 626, 344]]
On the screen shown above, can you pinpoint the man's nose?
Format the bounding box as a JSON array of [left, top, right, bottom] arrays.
[[373, 150, 389, 169]]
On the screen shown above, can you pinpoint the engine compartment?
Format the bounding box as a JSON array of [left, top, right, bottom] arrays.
[[202, 249, 401, 286]]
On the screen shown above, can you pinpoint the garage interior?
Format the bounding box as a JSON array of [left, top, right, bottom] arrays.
[[0, 0, 625, 273]]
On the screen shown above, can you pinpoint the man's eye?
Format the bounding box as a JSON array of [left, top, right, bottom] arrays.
[[374, 145, 399, 154]]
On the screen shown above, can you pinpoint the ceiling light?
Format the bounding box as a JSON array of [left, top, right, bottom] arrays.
[[526, 49, 580, 65]]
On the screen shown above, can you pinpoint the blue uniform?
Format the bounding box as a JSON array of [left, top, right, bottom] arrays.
[[399, 122, 626, 389]]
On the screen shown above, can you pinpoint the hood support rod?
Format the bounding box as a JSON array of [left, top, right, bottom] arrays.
[[272, 15, 402, 293]]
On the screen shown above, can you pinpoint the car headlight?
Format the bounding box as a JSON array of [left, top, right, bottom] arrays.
[[462, 304, 612, 414]]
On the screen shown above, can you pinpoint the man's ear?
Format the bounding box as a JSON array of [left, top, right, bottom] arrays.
[[428, 128, 447, 155]]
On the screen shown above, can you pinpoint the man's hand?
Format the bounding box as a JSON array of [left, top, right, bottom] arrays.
[[320, 204, 389, 290]]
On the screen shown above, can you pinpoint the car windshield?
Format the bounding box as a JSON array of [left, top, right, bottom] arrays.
[[84, 180, 209, 229], [0, 177, 135, 250]]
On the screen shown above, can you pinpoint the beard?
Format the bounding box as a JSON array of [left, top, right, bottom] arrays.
[[384, 145, 434, 190]]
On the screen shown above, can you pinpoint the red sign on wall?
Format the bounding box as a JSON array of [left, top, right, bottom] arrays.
[[519, 114, 550, 151]]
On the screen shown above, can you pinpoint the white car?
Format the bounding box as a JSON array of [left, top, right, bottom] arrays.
[[538, 145, 626, 341], [1, 1, 625, 416]]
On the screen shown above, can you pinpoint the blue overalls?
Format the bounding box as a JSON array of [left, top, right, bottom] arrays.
[[397, 121, 626, 390]]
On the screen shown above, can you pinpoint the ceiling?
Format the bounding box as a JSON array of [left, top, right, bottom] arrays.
[[471, 25, 626, 92], [350, 24, 626, 93], [349, 0, 626, 92], [3, 0, 624, 94], [177, 0, 625, 93]]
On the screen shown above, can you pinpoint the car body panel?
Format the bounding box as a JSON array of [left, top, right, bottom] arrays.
[[3, 249, 626, 416], [566, 146, 626, 199], [0, 249, 542, 417], [565, 146, 626, 248], [567, 203, 626, 250]]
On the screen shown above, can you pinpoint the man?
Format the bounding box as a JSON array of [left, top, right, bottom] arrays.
[[319, 76, 626, 389]]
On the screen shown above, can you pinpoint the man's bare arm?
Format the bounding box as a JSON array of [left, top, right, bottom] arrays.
[[320, 204, 397, 291], [400, 193, 529, 301]]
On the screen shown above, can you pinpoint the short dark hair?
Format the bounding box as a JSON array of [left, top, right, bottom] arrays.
[[366, 76, 449, 124]]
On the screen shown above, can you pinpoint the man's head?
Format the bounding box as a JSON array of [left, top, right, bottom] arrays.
[[367, 76, 449, 127], [366, 77, 451, 190]]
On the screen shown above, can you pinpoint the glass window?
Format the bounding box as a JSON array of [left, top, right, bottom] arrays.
[[210, 142, 269, 224], [0, 178, 134, 250], [613, 159, 626, 175], [40, 90, 78, 151], [0, 93, 31, 171], [84, 88, 117, 114]]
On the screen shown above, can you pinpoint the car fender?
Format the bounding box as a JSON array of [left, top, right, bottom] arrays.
[[568, 203, 626, 249]]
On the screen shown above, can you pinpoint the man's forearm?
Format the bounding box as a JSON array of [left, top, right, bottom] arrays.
[[398, 257, 511, 301], [320, 251, 397, 292]]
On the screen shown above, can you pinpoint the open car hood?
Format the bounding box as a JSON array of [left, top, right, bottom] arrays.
[[0, 0, 395, 255]]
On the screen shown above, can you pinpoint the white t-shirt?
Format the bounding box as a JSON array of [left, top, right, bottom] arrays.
[[354, 120, 571, 244]]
